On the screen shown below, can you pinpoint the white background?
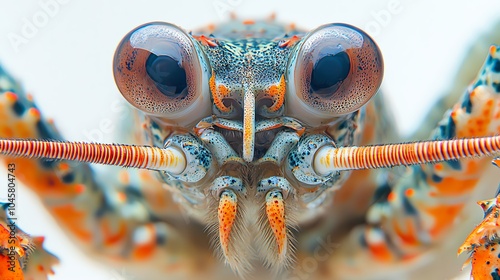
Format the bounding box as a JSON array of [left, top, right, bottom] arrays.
[[1, 0, 500, 279]]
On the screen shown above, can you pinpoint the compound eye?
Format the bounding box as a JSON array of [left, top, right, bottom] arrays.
[[113, 22, 210, 125], [287, 23, 383, 124]]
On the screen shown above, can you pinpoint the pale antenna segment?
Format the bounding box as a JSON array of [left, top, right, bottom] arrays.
[[315, 135, 500, 175], [0, 139, 186, 174]]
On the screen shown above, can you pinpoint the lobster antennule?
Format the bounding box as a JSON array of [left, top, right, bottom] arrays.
[[0, 139, 186, 174], [314, 135, 500, 175]]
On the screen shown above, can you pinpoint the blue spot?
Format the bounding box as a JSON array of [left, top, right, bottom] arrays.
[[125, 185, 143, 199], [474, 79, 484, 88], [61, 173, 75, 183], [492, 82, 500, 94], [487, 54, 493, 65], [402, 195, 417, 215], [95, 196, 113, 218], [40, 159, 56, 168], [492, 59, 500, 73], [491, 269, 500, 280], [372, 182, 392, 203], [445, 160, 461, 170], [150, 120, 160, 130], [288, 152, 299, 168], [439, 116, 456, 139], [156, 231, 167, 245], [12, 101, 25, 116], [37, 121, 58, 140], [431, 173, 443, 183], [461, 93, 473, 113], [338, 121, 348, 129]]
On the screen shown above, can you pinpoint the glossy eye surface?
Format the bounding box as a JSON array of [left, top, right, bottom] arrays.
[[113, 22, 210, 125], [310, 51, 350, 93], [286, 23, 383, 125], [145, 54, 187, 96]]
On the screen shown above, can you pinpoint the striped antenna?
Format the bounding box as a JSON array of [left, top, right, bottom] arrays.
[[0, 139, 186, 174], [314, 135, 500, 175]]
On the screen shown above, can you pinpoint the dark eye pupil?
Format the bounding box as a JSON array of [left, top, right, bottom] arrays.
[[146, 54, 187, 97], [311, 51, 350, 93]]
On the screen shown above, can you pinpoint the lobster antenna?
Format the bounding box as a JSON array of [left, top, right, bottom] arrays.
[[0, 136, 499, 177], [314, 135, 500, 175], [0, 139, 186, 174]]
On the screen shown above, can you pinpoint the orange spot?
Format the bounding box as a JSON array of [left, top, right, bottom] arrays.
[[242, 19, 255, 25], [192, 34, 218, 47], [132, 224, 156, 260], [4, 91, 18, 102], [367, 236, 393, 262], [59, 162, 70, 172], [387, 191, 396, 202], [434, 163, 443, 171], [279, 35, 301, 48], [27, 108, 41, 120], [132, 243, 155, 260], [266, 75, 286, 112], [404, 188, 415, 197], [210, 71, 231, 113], [490, 45, 497, 56], [117, 192, 126, 203], [74, 184, 85, 194]]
